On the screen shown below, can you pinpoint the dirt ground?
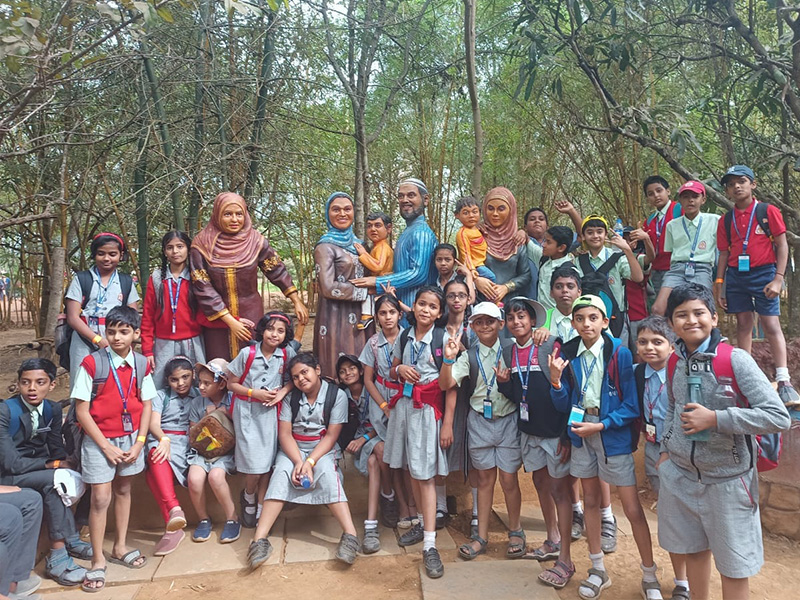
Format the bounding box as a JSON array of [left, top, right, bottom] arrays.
[[3, 325, 800, 599]]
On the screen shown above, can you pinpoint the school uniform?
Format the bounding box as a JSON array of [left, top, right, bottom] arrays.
[[716, 200, 787, 316], [551, 333, 640, 487], [65, 267, 140, 381], [186, 393, 235, 474], [525, 242, 572, 311], [450, 340, 521, 474], [265, 381, 349, 504], [383, 327, 449, 480], [147, 388, 196, 486], [358, 331, 398, 443], [140, 268, 206, 388], [228, 345, 295, 474], [0, 396, 79, 543], [635, 364, 666, 494], [663, 212, 720, 290], [349, 387, 381, 476], [72, 349, 156, 484], [499, 337, 570, 479], [442, 327, 474, 474], [645, 200, 683, 294], [0, 489, 42, 596], [544, 308, 578, 342]]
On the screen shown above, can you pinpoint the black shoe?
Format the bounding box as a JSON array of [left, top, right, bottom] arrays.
[[240, 490, 258, 529], [380, 494, 399, 528], [423, 548, 444, 578], [435, 509, 448, 530], [247, 538, 273, 569], [398, 523, 424, 547]]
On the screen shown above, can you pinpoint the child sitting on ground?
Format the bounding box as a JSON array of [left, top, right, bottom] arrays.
[[548, 295, 662, 600], [73, 306, 155, 592], [187, 359, 240, 544], [659, 283, 790, 600], [248, 353, 361, 569]]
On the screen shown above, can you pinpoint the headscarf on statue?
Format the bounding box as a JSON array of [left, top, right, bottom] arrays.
[[480, 186, 520, 262], [316, 192, 362, 255], [192, 192, 264, 268]]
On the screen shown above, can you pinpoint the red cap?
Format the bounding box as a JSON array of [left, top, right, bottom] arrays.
[[678, 180, 705, 196]]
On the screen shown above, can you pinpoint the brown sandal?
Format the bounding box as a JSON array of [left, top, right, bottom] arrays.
[[538, 560, 576, 589]]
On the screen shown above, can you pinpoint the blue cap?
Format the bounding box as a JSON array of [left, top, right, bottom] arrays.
[[721, 165, 755, 184]]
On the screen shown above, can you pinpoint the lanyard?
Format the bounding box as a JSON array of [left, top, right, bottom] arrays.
[[167, 276, 183, 334], [580, 353, 599, 401], [654, 203, 669, 243], [409, 338, 426, 367], [381, 343, 392, 369], [94, 269, 118, 317], [477, 346, 503, 397], [513, 344, 537, 394], [106, 349, 136, 412], [732, 201, 758, 255], [645, 376, 665, 421], [681, 216, 703, 260]]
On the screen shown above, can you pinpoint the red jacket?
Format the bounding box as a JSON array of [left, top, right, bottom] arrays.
[[140, 271, 202, 356], [646, 200, 683, 272]]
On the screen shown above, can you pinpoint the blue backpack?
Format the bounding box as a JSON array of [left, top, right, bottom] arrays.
[[4, 395, 55, 439]]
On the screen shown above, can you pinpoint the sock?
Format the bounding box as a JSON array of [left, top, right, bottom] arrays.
[[423, 530, 436, 552], [674, 578, 689, 590], [49, 546, 68, 559], [600, 505, 613, 521], [572, 501, 583, 514], [776, 367, 790, 383], [364, 519, 378, 531], [641, 562, 658, 583], [256, 504, 262, 519], [435, 485, 446, 513], [380, 489, 395, 500], [418, 513, 424, 527], [471, 487, 479, 517], [580, 553, 607, 598], [244, 491, 257, 514]]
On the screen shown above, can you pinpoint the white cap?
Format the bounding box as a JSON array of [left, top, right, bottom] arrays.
[[468, 302, 503, 323], [53, 468, 86, 507]]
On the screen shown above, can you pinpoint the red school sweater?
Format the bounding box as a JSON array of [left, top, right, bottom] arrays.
[[140, 273, 202, 356]]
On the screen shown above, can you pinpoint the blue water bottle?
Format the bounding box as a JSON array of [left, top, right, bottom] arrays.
[[613, 218, 624, 238], [299, 474, 311, 489]]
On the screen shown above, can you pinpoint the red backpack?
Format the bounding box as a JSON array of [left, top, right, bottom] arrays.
[[667, 342, 782, 472]]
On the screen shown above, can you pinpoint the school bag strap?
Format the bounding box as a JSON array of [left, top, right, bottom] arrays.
[[290, 377, 340, 427], [88, 349, 147, 403], [466, 344, 480, 401], [399, 326, 446, 371], [722, 201, 773, 250], [4, 395, 54, 440], [228, 343, 258, 416], [119, 272, 133, 304], [633, 363, 647, 422]]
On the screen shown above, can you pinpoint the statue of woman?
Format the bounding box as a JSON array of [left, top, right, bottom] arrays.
[[190, 192, 308, 361], [474, 187, 532, 304], [313, 192, 369, 377]]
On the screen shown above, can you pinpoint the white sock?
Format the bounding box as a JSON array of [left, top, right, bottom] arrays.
[[776, 367, 790, 382], [674, 578, 689, 590], [471, 487, 479, 517], [572, 501, 583, 514], [364, 519, 378, 531], [590, 552, 605, 571], [244, 491, 257, 514], [600, 505, 613, 521], [641, 562, 658, 582], [423, 530, 436, 552], [256, 504, 262, 519], [418, 513, 424, 527], [578, 552, 606, 598], [435, 485, 447, 513], [380, 489, 395, 500]]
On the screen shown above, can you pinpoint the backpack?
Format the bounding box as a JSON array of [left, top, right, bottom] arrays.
[[189, 406, 236, 459], [289, 378, 344, 444], [722, 201, 773, 249], [4, 395, 55, 440], [577, 252, 624, 338], [63, 348, 148, 469], [398, 326, 446, 371], [228, 343, 287, 417], [55, 270, 133, 370], [666, 342, 782, 472]]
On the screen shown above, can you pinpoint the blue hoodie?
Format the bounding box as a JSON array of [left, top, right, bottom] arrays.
[[550, 332, 640, 457]]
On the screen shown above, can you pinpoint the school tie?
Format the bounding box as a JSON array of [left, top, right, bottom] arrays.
[[28, 408, 39, 437]]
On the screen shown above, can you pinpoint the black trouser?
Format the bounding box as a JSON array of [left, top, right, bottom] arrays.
[[0, 489, 42, 594], [2, 470, 77, 541]]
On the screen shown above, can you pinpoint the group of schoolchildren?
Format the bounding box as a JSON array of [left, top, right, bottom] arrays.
[[0, 163, 794, 600]]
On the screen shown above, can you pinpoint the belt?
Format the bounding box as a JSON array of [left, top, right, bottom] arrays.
[[584, 408, 600, 416], [293, 430, 327, 442], [162, 430, 187, 435]]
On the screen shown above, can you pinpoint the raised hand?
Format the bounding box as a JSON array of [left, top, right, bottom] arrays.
[[547, 348, 568, 386], [494, 365, 510, 383], [554, 199, 575, 214], [444, 330, 462, 361], [608, 230, 632, 251]]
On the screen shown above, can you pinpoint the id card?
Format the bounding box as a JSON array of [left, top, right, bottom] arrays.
[[88, 316, 99, 331], [403, 382, 414, 398], [684, 261, 696, 277], [738, 254, 750, 272], [568, 405, 585, 429], [519, 402, 529, 422], [483, 398, 493, 420], [645, 423, 656, 444], [121, 411, 134, 433]]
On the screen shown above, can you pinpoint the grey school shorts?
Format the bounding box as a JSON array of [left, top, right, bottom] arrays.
[[657, 459, 763, 579], [661, 261, 714, 291], [520, 433, 570, 479], [81, 433, 145, 484], [569, 415, 636, 486], [467, 410, 522, 473], [644, 439, 661, 494]]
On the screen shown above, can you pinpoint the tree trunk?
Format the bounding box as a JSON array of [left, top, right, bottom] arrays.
[[464, 0, 483, 196], [188, 0, 213, 234], [353, 114, 368, 237], [133, 126, 150, 285], [244, 10, 277, 201]]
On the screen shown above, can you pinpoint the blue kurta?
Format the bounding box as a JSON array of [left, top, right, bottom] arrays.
[[375, 214, 437, 309]]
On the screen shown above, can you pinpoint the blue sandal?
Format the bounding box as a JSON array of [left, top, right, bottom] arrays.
[[46, 548, 86, 586]]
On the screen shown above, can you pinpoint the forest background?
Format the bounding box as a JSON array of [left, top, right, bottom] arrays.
[[3, 0, 800, 354]]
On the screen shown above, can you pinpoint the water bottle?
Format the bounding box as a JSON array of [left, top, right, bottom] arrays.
[[299, 474, 311, 489], [613, 218, 624, 238], [685, 374, 710, 441]]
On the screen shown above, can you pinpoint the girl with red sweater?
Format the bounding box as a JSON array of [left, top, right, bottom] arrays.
[[141, 231, 206, 388]]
